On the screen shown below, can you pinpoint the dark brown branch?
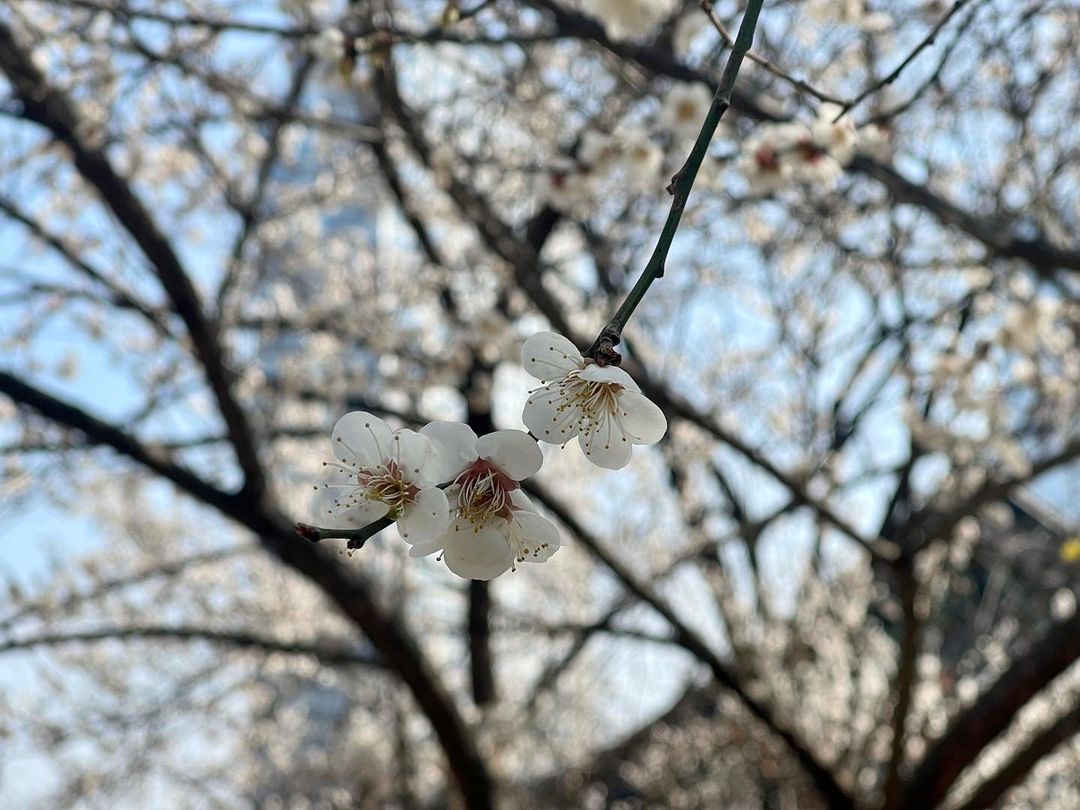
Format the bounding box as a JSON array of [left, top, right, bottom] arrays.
[[524, 1, 1080, 280], [468, 581, 495, 706], [0, 625, 385, 667], [0, 369, 242, 514], [524, 482, 854, 810], [699, 0, 845, 105], [883, 562, 922, 809], [630, 368, 900, 561], [216, 55, 315, 314], [372, 57, 576, 340], [838, 0, 976, 119], [0, 370, 495, 810], [851, 155, 1080, 280], [524, 0, 780, 123], [903, 440, 1080, 555], [0, 197, 172, 337], [0, 21, 266, 498], [953, 710, 1080, 810], [465, 360, 498, 707], [0, 547, 247, 632], [900, 608, 1080, 808]]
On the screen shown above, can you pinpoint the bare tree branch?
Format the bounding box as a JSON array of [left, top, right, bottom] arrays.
[[0, 369, 495, 810], [524, 481, 854, 810], [0, 21, 266, 498], [900, 608, 1080, 808], [953, 711, 1080, 810], [0, 625, 385, 668]]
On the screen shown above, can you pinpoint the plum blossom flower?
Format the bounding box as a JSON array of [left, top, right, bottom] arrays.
[[318, 412, 449, 544], [618, 129, 665, 188], [309, 27, 346, 63], [738, 120, 846, 193], [673, 12, 706, 59], [579, 130, 621, 172], [540, 160, 596, 213], [810, 103, 857, 167], [409, 423, 562, 580], [657, 83, 714, 141], [856, 123, 892, 161], [521, 332, 667, 469], [737, 123, 802, 192], [582, 0, 679, 42]]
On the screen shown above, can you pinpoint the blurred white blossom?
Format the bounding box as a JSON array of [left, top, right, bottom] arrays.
[[657, 83, 714, 141], [581, 0, 679, 41]]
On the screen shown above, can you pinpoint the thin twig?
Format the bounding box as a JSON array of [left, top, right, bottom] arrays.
[[699, 0, 845, 105], [585, 0, 766, 363], [834, 0, 974, 121]]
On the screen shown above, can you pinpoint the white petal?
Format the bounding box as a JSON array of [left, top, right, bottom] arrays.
[[578, 364, 640, 392], [510, 510, 562, 563], [442, 519, 514, 580], [477, 430, 543, 480], [617, 390, 667, 445], [390, 429, 433, 481], [578, 418, 633, 470], [521, 331, 583, 381], [420, 421, 479, 482], [331, 411, 393, 467], [408, 541, 443, 558], [397, 487, 450, 544], [322, 497, 390, 529], [523, 384, 583, 443], [508, 488, 537, 512]]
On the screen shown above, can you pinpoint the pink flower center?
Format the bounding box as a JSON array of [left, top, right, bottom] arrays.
[[755, 146, 781, 172], [795, 139, 826, 164], [454, 458, 518, 525]]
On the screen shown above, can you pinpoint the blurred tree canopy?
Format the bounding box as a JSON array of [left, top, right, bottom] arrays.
[[1, 0, 1078, 807]]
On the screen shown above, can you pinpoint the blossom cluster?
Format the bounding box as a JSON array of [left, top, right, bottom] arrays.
[[543, 82, 715, 213], [738, 103, 890, 193], [581, 0, 680, 42], [315, 332, 667, 579]]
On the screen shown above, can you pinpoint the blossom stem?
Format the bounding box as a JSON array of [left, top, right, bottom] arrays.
[[294, 518, 394, 550], [585, 0, 765, 363]]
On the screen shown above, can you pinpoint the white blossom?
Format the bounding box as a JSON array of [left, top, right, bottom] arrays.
[[737, 123, 802, 192], [409, 423, 562, 579], [579, 130, 620, 171], [657, 83, 714, 141], [811, 103, 857, 166], [673, 12, 706, 59], [540, 164, 596, 212], [792, 149, 844, 188], [618, 129, 664, 188], [581, 0, 679, 42], [738, 120, 846, 192], [522, 331, 667, 469], [309, 27, 346, 63], [318, 412, 450, 544], [856, 122, 892, 160], [804, 0, 866, 24]]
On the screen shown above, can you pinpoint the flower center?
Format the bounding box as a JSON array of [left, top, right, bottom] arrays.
[[453, 459, 517, 525], [358, 459, 419, 517], [560, 371, 621, 422], [795, 139, 826, 164], [755, 146, 781, 172], [676, 100, 697, 121]]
